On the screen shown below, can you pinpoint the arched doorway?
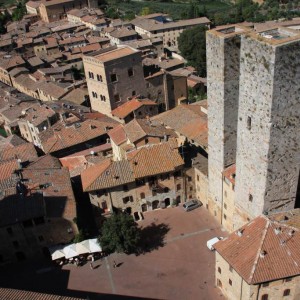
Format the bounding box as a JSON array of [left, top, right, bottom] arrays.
[[141, 204, 147, 212], [152, 200, 159, 210], [164, 198, 170, 207]]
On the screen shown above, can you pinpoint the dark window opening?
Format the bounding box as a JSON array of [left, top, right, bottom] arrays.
[[247, 116, 252, 130], [110, 73, 117, 82], [229, 279, 232, 286], [218, 267, 221, 274], [283, 289, 290, 297], [128, 68, 133, 77], [22, 219, 33, 228], [261, 295, 268, 300]]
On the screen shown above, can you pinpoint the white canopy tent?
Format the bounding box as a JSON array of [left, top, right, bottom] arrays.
[[49, 239, 102, 260], [63, 244, 78, 259], [50, 248, 65, 261], [79, 238, 102, 253]]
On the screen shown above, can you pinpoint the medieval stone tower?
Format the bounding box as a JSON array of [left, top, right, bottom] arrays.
[[234, 27, 300, 227], [206, 26, 249, 221]]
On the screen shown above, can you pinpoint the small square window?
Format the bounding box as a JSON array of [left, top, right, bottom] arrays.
[[218, 267, 221, 274], [224, 203, 227, 209], [128, 68, 134, 77], [110, 73, 117, 82], [114, 94, 120, 102], [132, 90, 136, 96], [224, 214, 227, 220], [229, 279, 232, 286]]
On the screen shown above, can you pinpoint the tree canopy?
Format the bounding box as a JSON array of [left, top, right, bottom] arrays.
[[178, 25, 207, 77], [99, 213, 140, 254]]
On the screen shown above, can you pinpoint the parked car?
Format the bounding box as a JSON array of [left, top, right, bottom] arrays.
[[206, 237, 223, 251], [183, 199, 202, 212]]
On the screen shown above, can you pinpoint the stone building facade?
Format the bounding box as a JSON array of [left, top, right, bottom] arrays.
[[83, 46, 147, 116], [234, 27, 300, 227], [81, 142, 184, 222], [215, 210, 300, 300], [206, 26, 249, 223], [206, 25, 300, 229], [39, 0, 98, 23]]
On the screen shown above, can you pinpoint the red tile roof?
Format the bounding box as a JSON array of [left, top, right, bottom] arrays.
[[215, 212, 300, 284], [152, 104, 208, 149], [223, 164, 236, 185], [112, 98, 157, 119], [0, 142, 38, 162], [127, 142, 184, 179], [39, 119, 118, 153], [0, 288, 84, 300], [108, 124, 127, 146], [0, 159, 19, 181]]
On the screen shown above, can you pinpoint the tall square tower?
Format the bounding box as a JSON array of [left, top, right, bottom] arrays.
[[206, 26, 249, 220], [83, 45, 147, 116], [234, 27, 300, 226]]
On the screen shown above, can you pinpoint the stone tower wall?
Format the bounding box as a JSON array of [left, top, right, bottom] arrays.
[[235, 35, 300, 219], [207, 30, 242, 212]]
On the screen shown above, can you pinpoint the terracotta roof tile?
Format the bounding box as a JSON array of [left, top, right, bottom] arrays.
[[127, 142, 184, 179], [108, 124, 127, 146], [215, 212, 300, 284], [223, 164, 236, 184], [112, 98, 157, 119], [82, 159, 135, 192], [152, 104, 207, 148], [0, 288, 84, 299], [0, 143, 38, 162]]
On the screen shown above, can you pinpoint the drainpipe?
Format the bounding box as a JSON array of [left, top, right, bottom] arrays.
[[240, 278, 243, 300], [256, 283, 261, 300], [220, 172, 224, 225]]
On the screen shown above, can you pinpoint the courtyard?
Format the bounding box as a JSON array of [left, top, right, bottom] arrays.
[[0, 206, 226, 300]]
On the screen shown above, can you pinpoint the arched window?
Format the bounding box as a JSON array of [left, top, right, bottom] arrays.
[[261, 294, 268, 300], [176, 184, 181, 191], [140, 192, 145, 199]]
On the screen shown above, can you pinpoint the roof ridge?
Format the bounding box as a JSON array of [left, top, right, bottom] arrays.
[[248, 216, 269, 283]]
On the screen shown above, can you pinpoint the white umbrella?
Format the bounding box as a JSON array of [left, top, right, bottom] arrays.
[[63, 244, 78, 259], [75, 242, 90, 255], [51, 249, 65, 260], [79, 238, 102, 253]]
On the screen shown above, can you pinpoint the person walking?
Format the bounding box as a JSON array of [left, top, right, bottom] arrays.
[[113, 260, 117, 268], [90, 262, 94, 270]]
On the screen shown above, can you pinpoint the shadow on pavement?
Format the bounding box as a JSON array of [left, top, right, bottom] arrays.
[[137, 222, 170, 255], [0, 258, 159, 300]]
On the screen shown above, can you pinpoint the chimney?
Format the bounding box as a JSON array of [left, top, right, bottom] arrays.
[[236, 229, 243, 237]]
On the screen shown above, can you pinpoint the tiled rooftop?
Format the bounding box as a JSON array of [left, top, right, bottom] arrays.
[[215, 210, 300, 284]]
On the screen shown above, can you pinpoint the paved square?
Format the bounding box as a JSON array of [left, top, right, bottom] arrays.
[[0, 206, 226, 300], [66, 206, 226, 299]]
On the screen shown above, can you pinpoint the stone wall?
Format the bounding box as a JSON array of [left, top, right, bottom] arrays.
[[235, 35, 300, 219], [84, 50, 146, 116], [206, 29, 242, 220]]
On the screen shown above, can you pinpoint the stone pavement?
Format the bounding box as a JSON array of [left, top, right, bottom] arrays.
[[65, 206, 226, 299], [0, 206, 227, 300]]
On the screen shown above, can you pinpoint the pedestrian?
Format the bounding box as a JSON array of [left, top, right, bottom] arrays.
[[113, 260, 117, 268], [90, 262, 94, 270]]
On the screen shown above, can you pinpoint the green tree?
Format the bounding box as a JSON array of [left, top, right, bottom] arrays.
[[141, 7, 152, 16], [99, 213, 140, 254], [12, 1, 26, 21], [73, 229, 87, 243], [178, 25, 207, 77]]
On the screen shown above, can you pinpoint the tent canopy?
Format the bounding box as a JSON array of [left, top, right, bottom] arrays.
[[48, 239, 102, 260]]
